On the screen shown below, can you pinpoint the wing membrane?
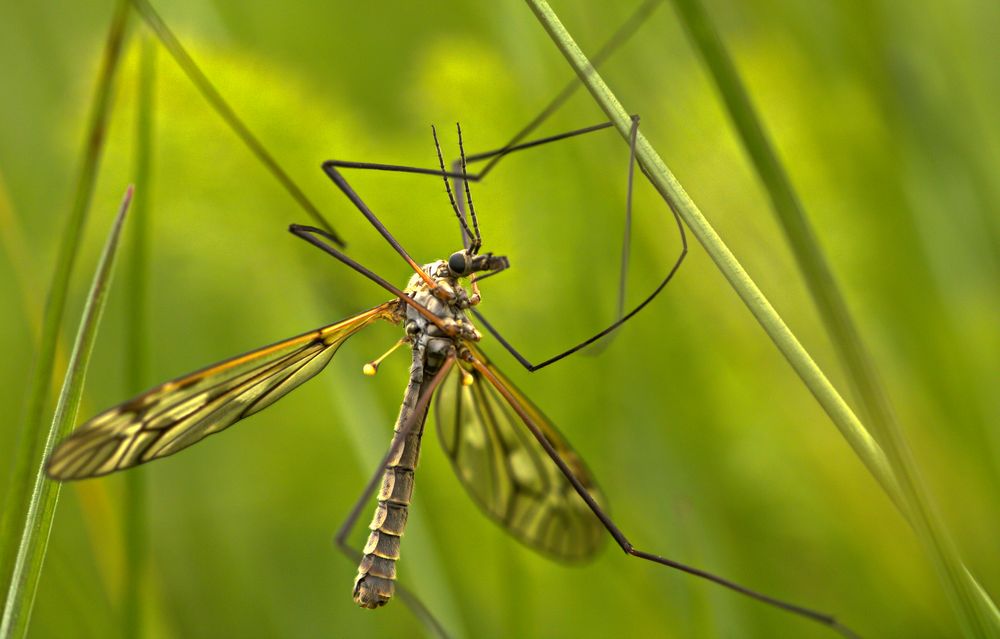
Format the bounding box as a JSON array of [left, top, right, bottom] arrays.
[[47, 302, 398, 480], [434, 344, 605, 561]]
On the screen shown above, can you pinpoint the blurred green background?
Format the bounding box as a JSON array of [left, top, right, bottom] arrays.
[[1, 0, 998, 637]]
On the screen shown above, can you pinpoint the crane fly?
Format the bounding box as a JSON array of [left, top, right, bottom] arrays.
[[46, 226, 600, 607], [45, 117, 855, 637], [45, 120, 615, 610], [44, 2, 857, 635]]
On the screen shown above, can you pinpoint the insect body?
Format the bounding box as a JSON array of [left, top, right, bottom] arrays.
[[353, 256, 488, 608], [45, 242, 606, 613], [46, 118, 851, 635]]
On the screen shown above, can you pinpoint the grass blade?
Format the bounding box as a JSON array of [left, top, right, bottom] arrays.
[[521, 0, 998, 635], [1, 186, 135, 639], [120, 29, 157, 638], [128, 0, 344, 245], [667, 0, 999, 635], [0, 0, 130, 600], [522, 0, 898, 512]]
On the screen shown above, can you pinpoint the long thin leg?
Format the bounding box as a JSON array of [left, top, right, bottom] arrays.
[[617, 116, 640, 327], [131, 0, 345, 246], [474, 116, 687, 372], [323, 121, 622, 186], [333, 356, 457, 639], [460, 122, 614, 177], [288, 224, 454, 336], [472, 245, 684, 371], [320, 123, 612, 207], [321, 164, 445, 296], [470, 357, 859, 639], [450, 121, 618, 251], [324, 118, 621, 249], [468, 0, 662, 181], [318, 0, 660, 191], [323, 121, 623, 256], [582, 115, 640, 357], [448, 0, 663, 246], [323, 116, 683, 372]]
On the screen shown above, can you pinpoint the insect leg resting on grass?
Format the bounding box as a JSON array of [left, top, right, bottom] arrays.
[[40, 2, 861, 636], [47, 121, 856, 637], [314, 125, 857, 637]]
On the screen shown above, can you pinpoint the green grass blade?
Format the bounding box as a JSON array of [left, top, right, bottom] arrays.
[[521, 0, 1000, 635], [1, 186, 134, 639], [128, 0, 344, 244], [120, 30, 157, 638], [522, 0, 900, 507], [0, 0, 131, 600], [666, 0, 999, 635]]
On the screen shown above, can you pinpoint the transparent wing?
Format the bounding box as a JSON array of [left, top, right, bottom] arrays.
[[434, 344, 606, 561], [47, 302, 398, 480]]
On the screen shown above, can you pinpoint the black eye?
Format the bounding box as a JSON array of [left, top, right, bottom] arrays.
[[448, 251, 469, 275]]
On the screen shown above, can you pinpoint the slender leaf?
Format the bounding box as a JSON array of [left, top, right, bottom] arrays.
[[523, 0, 899, 505], [128, 0, 343, 244], [1, 187, 134, 639], [0, 0, 131, 599], [667, 0, 1000, 635], [521, 1, 998, 635]]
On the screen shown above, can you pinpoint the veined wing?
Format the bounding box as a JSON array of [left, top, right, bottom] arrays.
[[434, 344, 606, 561], [47, 302, 399, 480]]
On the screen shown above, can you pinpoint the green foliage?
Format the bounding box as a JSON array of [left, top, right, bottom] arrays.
[[527, 0, 997, 634], [0, 0, 997, 637], [1, 188, 132, 637], [0, 0, 131, 631]]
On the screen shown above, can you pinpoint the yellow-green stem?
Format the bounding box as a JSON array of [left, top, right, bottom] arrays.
[[1, 188, 134, 638], [0, 0, 131, 603], [524, 0, 898, 504], [667, 0, 999, 635], [128, 0, 342, 243], [522, 1, 998, 636]]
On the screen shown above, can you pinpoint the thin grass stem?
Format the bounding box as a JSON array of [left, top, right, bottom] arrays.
[[521, 1, 998, 635], [667, 0, 999, 635], [1, 187, 134, 639], [128, 0, 344, 245], [0, 0, 131, 601], [522, 0, 901, 513]]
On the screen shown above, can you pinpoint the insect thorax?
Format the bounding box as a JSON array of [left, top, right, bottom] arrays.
[[404, 260, 481, 358]]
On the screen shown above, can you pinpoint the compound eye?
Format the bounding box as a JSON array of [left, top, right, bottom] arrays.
[[448, 251, 469, 275]]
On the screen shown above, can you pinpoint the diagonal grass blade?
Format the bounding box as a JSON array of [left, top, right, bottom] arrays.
[[0, 0, 131, 602], [520, 1, 998, 636], [1, 187, 135, 639], [667, 0, 1000, 634]]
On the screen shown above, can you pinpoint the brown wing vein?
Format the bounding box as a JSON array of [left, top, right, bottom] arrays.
[[47, 303, 395, 480], [434, 346, 606, 562], [469, 378, 515, 519]]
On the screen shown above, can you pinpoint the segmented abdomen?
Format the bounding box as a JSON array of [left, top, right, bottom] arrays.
[[353, 352, 433, 609]]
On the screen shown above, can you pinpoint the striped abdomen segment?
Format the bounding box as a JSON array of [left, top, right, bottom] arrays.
[[354, 353, 433, 609]]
